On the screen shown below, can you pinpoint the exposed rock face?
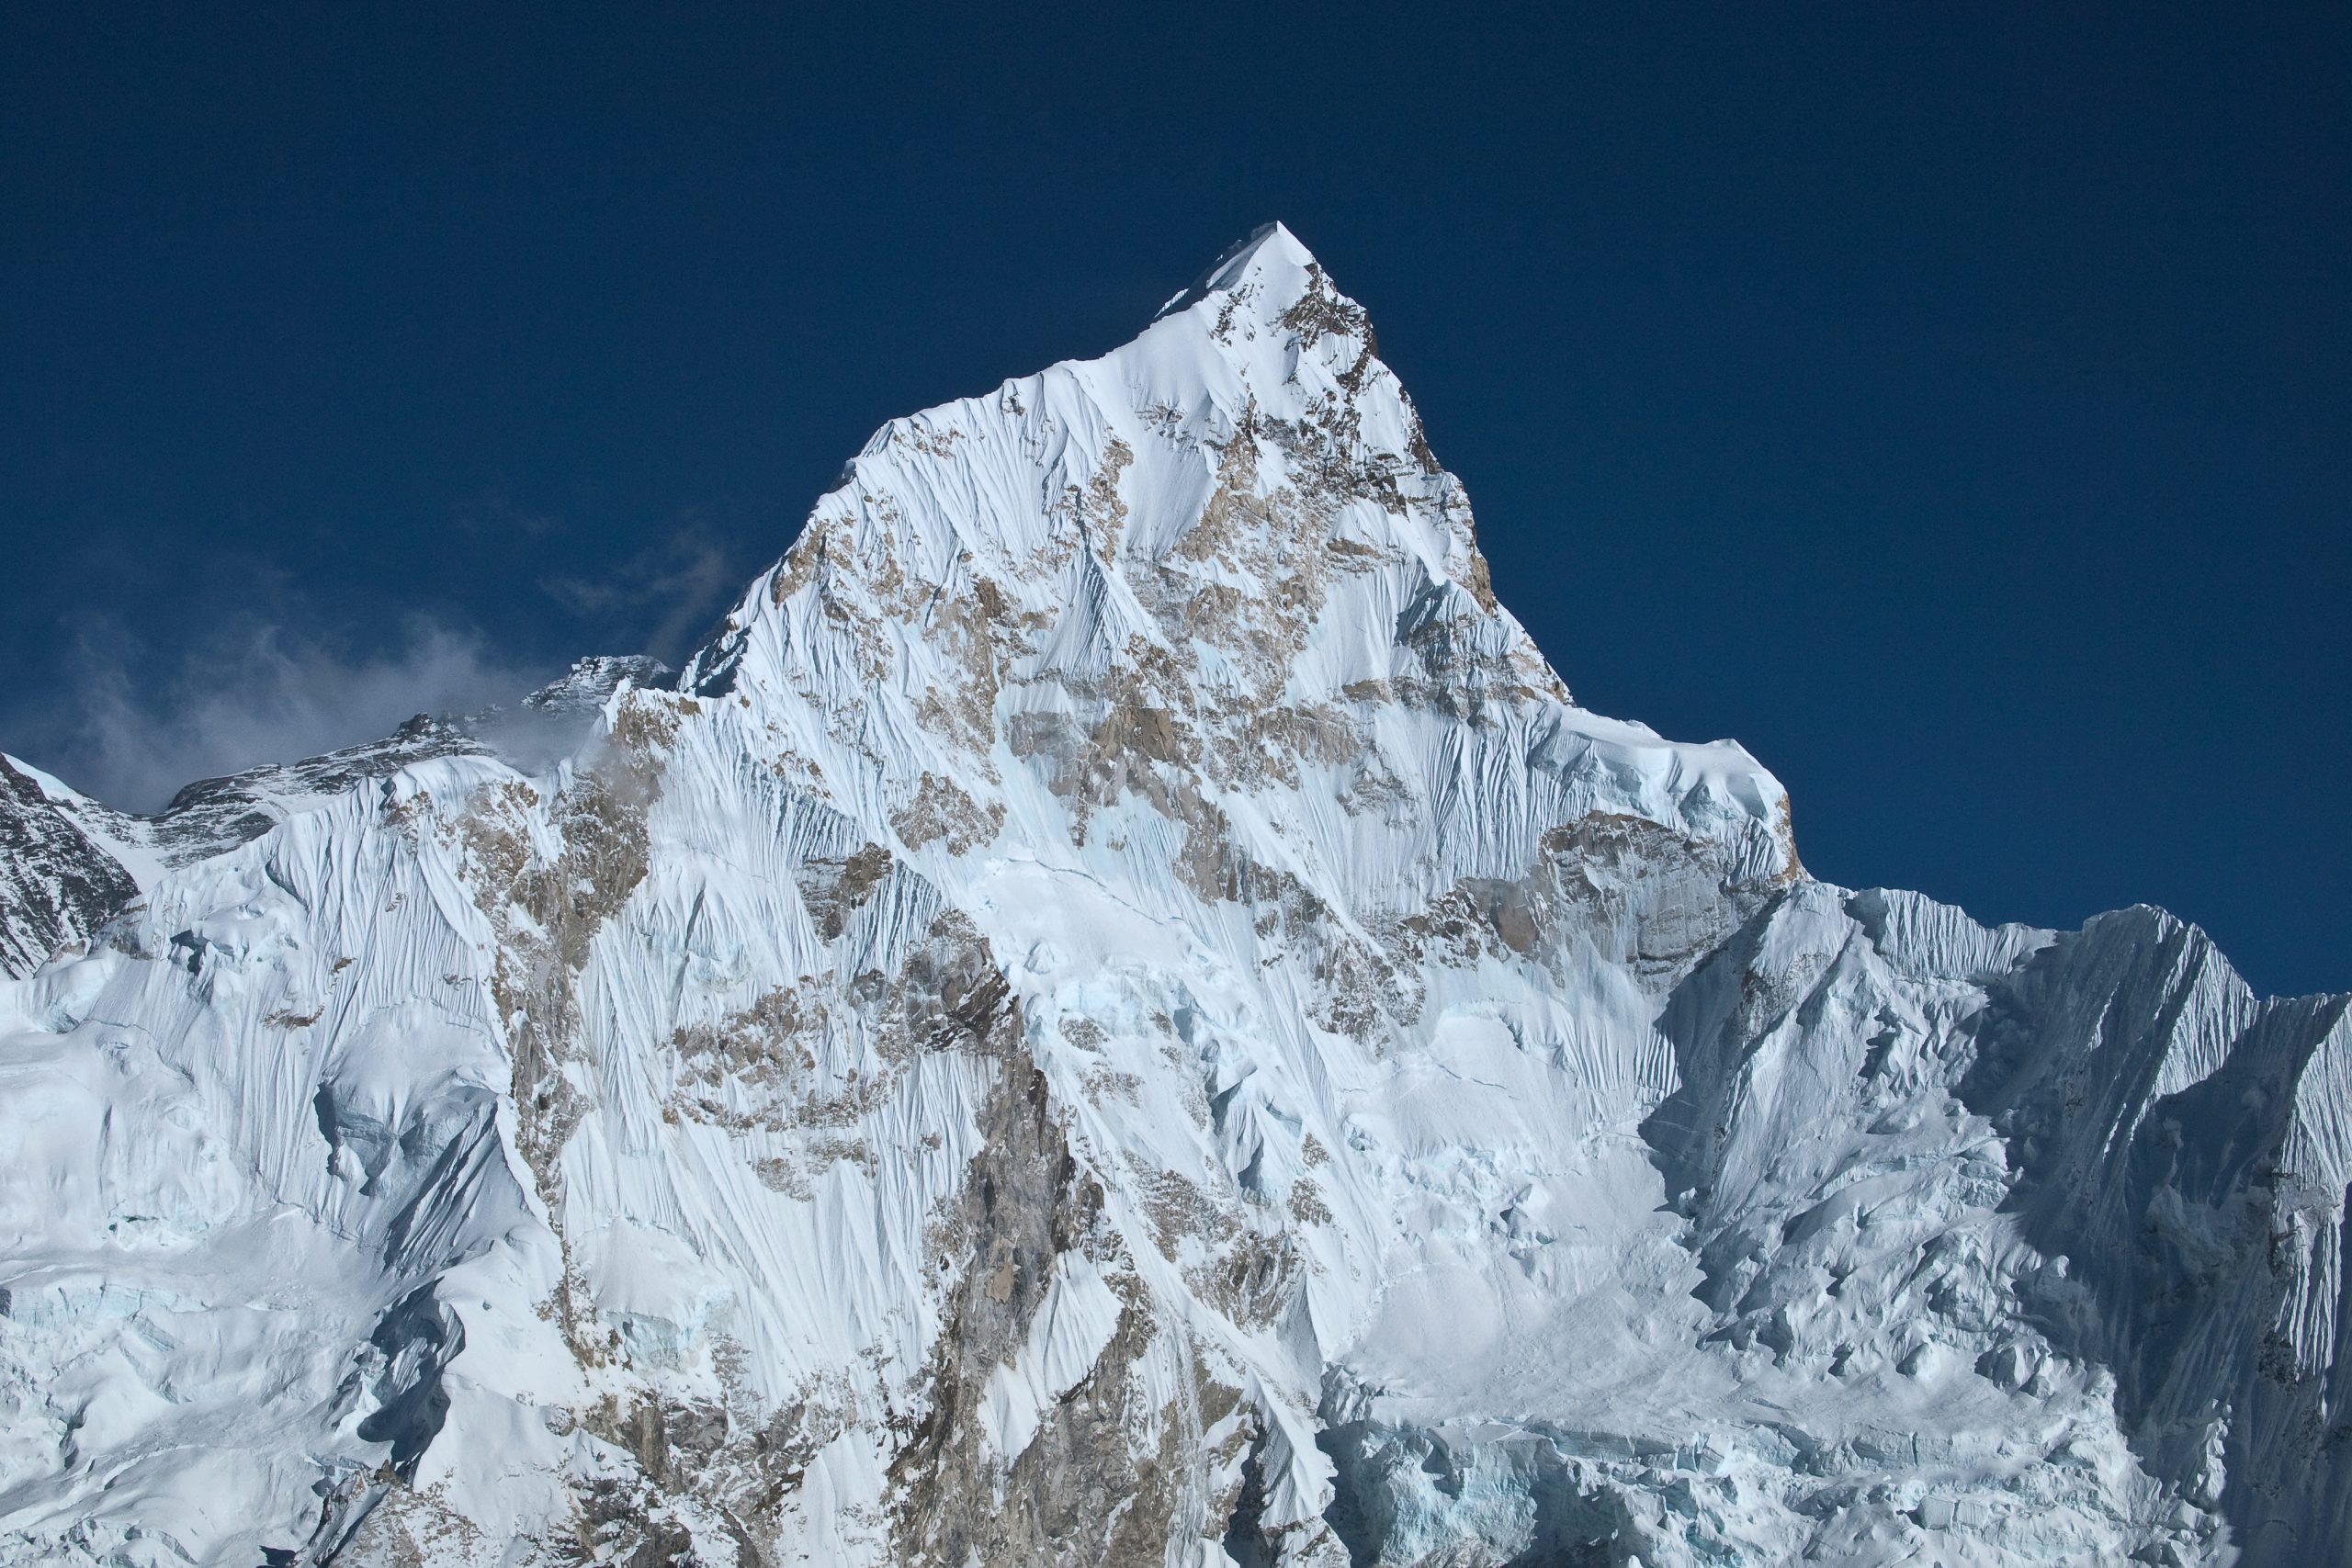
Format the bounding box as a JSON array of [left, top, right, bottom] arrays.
[[1, 226, 2345, 1566], [0, 756, 138, 976]]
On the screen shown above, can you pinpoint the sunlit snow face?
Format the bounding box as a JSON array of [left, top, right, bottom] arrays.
[[0, 227, 2299, 1568]]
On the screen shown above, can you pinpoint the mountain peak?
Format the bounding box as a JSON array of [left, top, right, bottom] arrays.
[[4, 231, 2330, 1568], [659, 222, 1707, 974], [680, 217, 1479, 718], [1152, 220, 1320, 321]]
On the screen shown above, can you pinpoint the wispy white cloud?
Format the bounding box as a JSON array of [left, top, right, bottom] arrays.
[[540, 517, 741, 662], [11, 506, 753, 813], [451, 490, 563, 537], [29, 615, 547, 813]]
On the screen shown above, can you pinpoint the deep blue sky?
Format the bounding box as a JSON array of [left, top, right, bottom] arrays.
[[3, 6, 2346, 996]]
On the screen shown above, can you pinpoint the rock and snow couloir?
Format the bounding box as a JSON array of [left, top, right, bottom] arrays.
[[2, 224, 2347, 1566]]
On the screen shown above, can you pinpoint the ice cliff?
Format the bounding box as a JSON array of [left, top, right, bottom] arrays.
[[3, 224, 2346, 1566]]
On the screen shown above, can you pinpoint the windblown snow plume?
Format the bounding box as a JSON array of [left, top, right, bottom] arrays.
[[3, 226, 2346, 1566]]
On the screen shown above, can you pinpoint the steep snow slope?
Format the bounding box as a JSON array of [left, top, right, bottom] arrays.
[[2, 225, 2345, 1567]]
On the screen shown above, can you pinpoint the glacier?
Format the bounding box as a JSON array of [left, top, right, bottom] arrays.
[[1, 223, 2346, 1566]]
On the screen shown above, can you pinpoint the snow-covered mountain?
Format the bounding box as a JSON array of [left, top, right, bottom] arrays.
[[4, 224, 2346, 1567]]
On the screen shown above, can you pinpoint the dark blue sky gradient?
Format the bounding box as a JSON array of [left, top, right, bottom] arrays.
[[3, 6, 2346, 995]]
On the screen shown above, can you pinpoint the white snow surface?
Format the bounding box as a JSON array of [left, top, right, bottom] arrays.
[[3, 224, 2346, 1566]]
